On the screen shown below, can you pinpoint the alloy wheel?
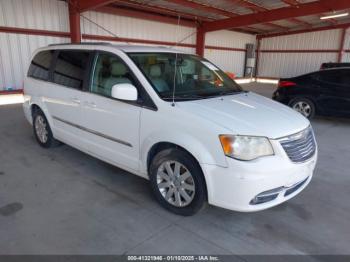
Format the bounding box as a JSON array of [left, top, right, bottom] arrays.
[[156, 161, 195, 207], [35, 115, 48, 143], [292, 101, 312, 118]]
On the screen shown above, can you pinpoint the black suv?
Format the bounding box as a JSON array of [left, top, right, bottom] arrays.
[[273, 68, 350, 119]]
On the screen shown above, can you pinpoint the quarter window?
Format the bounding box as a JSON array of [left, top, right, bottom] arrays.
[[53, 51, 90, 90], [320, 70, 350, 86], [27, 50, 54, 81], [91, 53, 136, 97]]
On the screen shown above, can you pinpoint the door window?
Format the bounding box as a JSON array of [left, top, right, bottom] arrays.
[[319, 70, 337, 84], [337, 70, 350, 87], [27, 50, 55, 81], [319, 69, 350, 87], [53, 50, 90, 90], [91, 53, 136, 97]]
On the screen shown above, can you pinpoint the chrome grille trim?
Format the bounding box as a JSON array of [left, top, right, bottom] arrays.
[[279, 126, 316, 163]]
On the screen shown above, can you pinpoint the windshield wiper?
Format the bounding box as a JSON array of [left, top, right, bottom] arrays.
[[162, 94, 208, 101], [217, 90, 245, 96]]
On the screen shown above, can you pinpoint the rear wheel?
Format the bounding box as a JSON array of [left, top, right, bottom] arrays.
[[149, 148, 206, 216], [33, 109, 60, 148], [289, 98, 315, 119]]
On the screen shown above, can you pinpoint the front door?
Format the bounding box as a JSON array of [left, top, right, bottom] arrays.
[[80, 52, 142, 171]]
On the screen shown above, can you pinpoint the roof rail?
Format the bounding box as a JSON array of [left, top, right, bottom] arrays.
[[48, 42, 112, 47]]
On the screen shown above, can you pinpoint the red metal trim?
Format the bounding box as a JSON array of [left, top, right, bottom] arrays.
[[0, 26, 70, 37], [0, 26, 250, 53], [205, 46, 246, 52], [0, 89, 23, 95], [258, 23, 350, 39], [282, 0, 334, 27], [260, 49, 339, 53], [337, 27, 347, 62], [69, 0, 81, 43], [77, 0, 118, 12], [203, 0, 350, 32], [255, 37, 261, 77], [196, 27, 205, 57], [165, 0, 237, 18], [111, 0, 210, 23], [82, 33, 196, 48], [96, 6, 196, 28]]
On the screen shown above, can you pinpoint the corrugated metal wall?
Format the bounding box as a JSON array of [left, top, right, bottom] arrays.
[[341, 28, 350, 63], [0, 0, 255, 91], [0, 0, 70, 90], [205, 30, 255, 76], [258, 29, 345, 78], [81, 12, 255, 76]]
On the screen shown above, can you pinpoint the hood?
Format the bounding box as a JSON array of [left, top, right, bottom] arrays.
[[177, 92, 310, 139]]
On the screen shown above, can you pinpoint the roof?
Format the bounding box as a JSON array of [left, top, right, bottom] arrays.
[[46, 43, 186, 53], [94, 0, 350, 36]]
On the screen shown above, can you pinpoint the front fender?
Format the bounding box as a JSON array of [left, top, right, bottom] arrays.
[[140, 129, 228, 175]]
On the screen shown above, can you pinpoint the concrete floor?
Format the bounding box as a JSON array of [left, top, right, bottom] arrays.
[[1, 83, 350, 255]]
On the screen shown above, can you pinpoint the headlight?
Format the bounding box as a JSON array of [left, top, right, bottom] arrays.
[[219, 135, 274, 161]]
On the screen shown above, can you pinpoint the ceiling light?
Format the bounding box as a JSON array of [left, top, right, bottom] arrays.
[[320, 12, 349, 20]]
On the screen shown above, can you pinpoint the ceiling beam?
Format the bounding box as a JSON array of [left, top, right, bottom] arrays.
[[96, 6, 196, 27], [282, 0, 331, 26], [77, 0, 118, 12], [233, 0, 311, 28], [111, 0, 211, 22], [258, 22, 350, 39], [203, 0, 350, 32], [111, 0, 265, 34], [163, 0, 267, 33], [165, 0, 236, 18]]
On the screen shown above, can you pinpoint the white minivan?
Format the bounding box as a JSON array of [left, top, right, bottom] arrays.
[[23, 43, 317, 215]]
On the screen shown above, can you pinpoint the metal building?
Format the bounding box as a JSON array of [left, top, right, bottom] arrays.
[[1, 0, 349, 92]]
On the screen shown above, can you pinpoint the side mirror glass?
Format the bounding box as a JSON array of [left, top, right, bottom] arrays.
[[111, 83, 138, 101]]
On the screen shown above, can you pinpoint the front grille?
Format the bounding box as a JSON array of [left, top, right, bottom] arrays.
[[280, 127, 316, 163]]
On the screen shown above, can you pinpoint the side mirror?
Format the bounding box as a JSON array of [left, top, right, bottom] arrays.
[[111, 83, 138, 101]]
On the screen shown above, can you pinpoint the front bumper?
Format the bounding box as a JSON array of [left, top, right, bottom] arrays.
[[201, 140, 317, 212]]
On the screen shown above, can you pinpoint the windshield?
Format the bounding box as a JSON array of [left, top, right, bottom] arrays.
[[128, 53, 243, 101]]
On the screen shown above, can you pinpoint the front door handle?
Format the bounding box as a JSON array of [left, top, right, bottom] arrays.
[[84, 101, 97, 108], [71, 98, 81, 104]]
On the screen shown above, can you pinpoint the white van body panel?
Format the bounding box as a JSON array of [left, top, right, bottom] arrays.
[[23, 44, 317, 212]]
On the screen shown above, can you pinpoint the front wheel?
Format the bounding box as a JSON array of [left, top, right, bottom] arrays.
[[289, 97, 315, 119], [149, 148, 207, 216]]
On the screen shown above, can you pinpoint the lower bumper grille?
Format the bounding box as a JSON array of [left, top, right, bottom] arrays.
[[284, 177, 308, 197], [250, 177, 309, 205]]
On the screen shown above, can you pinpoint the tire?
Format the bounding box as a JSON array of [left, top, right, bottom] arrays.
[[32, 108, 60, 148], [289, 97, 315, 119], [149, 148, 207, 216]]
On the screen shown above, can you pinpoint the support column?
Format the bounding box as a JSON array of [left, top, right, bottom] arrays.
[[69, 0, 81, 43], [337, 27, 346, 62], [196, 26, 205, 57], [255, 36, 261, 77]]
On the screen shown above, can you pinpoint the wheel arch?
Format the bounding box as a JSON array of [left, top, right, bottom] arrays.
[[146, 141, 208, 200]]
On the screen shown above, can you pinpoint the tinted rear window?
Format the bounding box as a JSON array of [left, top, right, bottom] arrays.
[[320, 70, 350, 85], [27, 50, 54, 81], [53, 50, 90, 90]]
